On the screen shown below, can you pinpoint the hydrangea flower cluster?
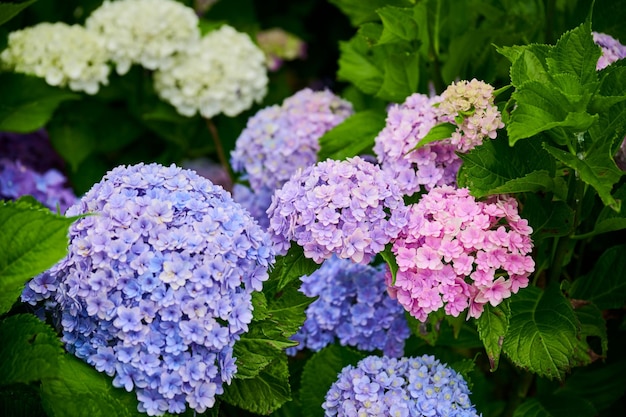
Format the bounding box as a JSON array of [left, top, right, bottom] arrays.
[[22, 163, 275, 416], [436, 78, 504, 153], [592, 31, 626, 70], [0, 131, 76, 212], [153, 24, 268, 118], [323, 354, 480, 417], [267, 156, 408, 264], [256, 28, 307, 71], [231, 88, 353, 227], [386, 186, 534, 321], [373, 93, 461, 196], [287, 256, 410, 357], [85, 0, 200, 75], [0, 22, 110, 94]]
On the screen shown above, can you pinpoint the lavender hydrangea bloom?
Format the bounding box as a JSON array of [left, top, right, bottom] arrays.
[[373, 93, 461, 196], [22, 163, 275, 416], [287, 256, 409, 357], [231, 88, 353, 228], [593, 31, 626, 70], [0, 131, 76, 212], [267, 156, 408, 264], [323, 355, 481, 417]]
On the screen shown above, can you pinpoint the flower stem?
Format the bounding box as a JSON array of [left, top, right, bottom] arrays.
[[503, 370, 534, 417], [205, 117, 235, 185]]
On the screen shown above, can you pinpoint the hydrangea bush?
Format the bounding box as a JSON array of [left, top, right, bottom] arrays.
[[2, 1, 626, 417], [22, 163, 275, 415]]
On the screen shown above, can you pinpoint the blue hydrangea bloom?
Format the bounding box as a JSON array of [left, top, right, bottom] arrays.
[[22, 162, 275, 416], [287, 256, 409, 357], [323, 355, 481, 417], [230, 88, 353, 228], [0, 130, 76, 212]]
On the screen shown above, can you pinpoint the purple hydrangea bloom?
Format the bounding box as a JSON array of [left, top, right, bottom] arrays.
[[0, 130, 76, 212], [230, 88, 353, 227], [287, 256, 410, 357], [323, 354, 481, 417], [593, 31, 626, 70], [267, 156, 408, 264], [22, 162, 275, 416]]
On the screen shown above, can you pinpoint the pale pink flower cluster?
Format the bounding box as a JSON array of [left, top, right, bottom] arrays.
[[373, 93, 461, 196], [436, 78, 504, 152], [386, 186, 534, 321]]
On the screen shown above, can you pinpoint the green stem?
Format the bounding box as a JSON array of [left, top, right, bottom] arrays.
[[205, 117, 234, 185], [503, 371, 535, 417]]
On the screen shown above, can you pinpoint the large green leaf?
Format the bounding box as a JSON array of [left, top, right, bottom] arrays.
[[0, 73, 79, 133], [513, 393, 596, 417], [569, 244, 626, 310], [232, 336, 283, 380], [574, 302, 607, 358], [317, 110, 386, 161], [502, 285, 580, 380], [299, 345, 366, 417], [40, 354, 142, 417], [328, 0, 411, 26], [221, 355, 291, 415], [521, 194, 575, 240], [269, 245, 320, 292], [337, 26, 384, 97], [592, 183, 626, 235], [0, 0, 38, 26], [476, 300, 510, 372], [0, 200, 79, 314], [546, 21, 600, 87], [0, 314, 63, 385], [376, 6, 418, 44]]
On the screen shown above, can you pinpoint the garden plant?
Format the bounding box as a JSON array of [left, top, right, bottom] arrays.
[[1, 0, 626, 416]]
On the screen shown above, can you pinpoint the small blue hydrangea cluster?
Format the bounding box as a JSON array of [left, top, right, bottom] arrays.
[[230, 88, 353, 228], [0, 130, 76, 212], [22, 162, 275, 416], [323, 355, 481, 417], [267, 156, 408, 264], [287, 256, 410, 357]]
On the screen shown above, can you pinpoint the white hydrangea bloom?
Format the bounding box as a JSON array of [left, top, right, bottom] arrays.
[[85, 0, 200, 75], [0, 22, 110, 95], [153, 24, 269, 118]]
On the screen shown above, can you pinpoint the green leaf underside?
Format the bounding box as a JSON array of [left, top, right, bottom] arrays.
[[476, 300, 510, 372], [0, 200, 78, 314], [502, 285, 579, 380], [299, 345, 366, 417]]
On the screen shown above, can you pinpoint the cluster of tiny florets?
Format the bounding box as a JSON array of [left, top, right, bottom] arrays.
[[287, 256, 410, 357], [436, 79, 504, 153], [0, 22, 110, 94], [593, 31, 626, 70], [0, 131, 76, 212], [323, 354, 480, 417], [85, 0, 200, 75], [153, 24, 268, 118], [373, 93, 461, 196], [231, 88, 353, 227], [267, 156, 408, 264], [386, 186, 534, 321], [22, 162, 275, 416], [256, 28, 307, 71]]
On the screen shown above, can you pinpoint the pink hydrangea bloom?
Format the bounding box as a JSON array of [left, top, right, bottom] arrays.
[[386, 185, 534, 321], [593, 31, 626, 70], [267, 156, 408, 264], [436, 78, 505, 153]]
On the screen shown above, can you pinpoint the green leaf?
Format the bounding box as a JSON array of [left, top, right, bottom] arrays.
[[222, 355, 291, 415], [569, 244, 626, 310], [476, 300, 510, 372], [337, 27, 384, 96], [377, 46, 419, 102], [40, 354, 142, 417], [269, 245, 320, 293], [521, 195, 575, 240], [0, 200, 79, 314], [379, 243, 398, 285], [503, 45, 552, 87], [457, 137, 556, 198], [0, 314, 63, 385], [328, 0, 411, 26], [592, 183, 626, 235], [317, 110, 386, 161], [574, 303, 607, 358], [502, 285, 579, 380], [543, 142, 623, 211], [408, 122, 456, 152], [513, 393, 596, 417], [0, 0, 37, 26], [377, 6, 418, 44], [299, 345, 366, 417], [0, 73, 79, 133], [546, 22, 600, 87], [232, 336, 284, 380]]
